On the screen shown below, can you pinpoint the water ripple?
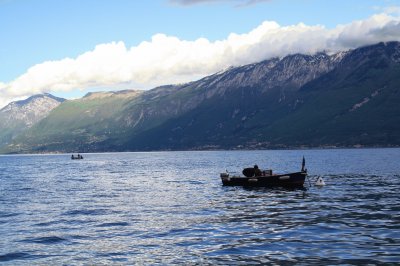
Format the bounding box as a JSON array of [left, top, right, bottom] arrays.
[[19, 236, 68, 245], [0, 149, 399, 264]]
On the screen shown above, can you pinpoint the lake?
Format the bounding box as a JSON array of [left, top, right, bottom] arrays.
[[0, 149, 399, 264]]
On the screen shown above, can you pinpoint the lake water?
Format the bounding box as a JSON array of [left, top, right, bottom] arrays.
[[0, 149, 399, 264]]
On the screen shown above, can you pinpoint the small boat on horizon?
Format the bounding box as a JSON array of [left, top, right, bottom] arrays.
[[71, 154, 84, 160], [220, 157, 307, 188]]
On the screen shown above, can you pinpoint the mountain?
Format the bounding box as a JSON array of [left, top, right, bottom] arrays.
[[138, 42, 400, 149], [2, 42, 400, 153], [0, 93, 65, 148], [267, 41, 400, 147], [3, 90, 142, 153], [2, 52, 339, 153]]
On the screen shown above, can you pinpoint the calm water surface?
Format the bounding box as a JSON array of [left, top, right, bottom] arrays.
[[0, 149, 399, 264]]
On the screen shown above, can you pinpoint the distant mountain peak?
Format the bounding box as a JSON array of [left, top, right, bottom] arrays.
[[0, 93, 66, 148], [6, 93, 65, 107]]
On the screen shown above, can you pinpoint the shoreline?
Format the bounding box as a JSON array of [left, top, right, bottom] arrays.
[[1, 145, 399, 156]]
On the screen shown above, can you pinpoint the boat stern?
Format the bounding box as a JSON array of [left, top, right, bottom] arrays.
[[220, 172, 230, 184]]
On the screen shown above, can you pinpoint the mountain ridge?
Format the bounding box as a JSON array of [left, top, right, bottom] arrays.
[[1, 41, 399, 153]]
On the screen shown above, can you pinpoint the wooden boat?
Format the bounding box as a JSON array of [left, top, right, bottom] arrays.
[[220, 157, 307, 188], [220, 171, 307, 188]]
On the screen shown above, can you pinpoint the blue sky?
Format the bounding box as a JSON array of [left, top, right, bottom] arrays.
[[1, 0, 400, 106]]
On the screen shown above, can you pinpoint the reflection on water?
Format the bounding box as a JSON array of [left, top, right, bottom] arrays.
[[0, 149, 399, 264]]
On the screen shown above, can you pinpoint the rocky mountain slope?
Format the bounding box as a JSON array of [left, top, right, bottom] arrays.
[[124, 42, 400, 150], [0, 94, 65, 147], [2, 42, 399, 153]]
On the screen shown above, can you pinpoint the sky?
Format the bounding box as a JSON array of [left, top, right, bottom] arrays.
[[0, 0, 400, 107]]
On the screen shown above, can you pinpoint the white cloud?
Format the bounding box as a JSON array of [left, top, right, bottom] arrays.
[[374, 5, 400, 16], [1, 13, 400, 108]]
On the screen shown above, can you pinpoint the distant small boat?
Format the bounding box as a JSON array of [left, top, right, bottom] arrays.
[[71, 154, 84, 160], [220, 157, 307, 188]]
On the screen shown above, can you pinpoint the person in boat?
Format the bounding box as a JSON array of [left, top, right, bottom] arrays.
[[254, 165, 262, 177]]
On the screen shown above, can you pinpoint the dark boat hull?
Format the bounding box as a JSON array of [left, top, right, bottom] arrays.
[[221, 171, 307, 188]]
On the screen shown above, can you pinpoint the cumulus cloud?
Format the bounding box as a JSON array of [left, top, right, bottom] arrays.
[[1, 13, 400, 107]]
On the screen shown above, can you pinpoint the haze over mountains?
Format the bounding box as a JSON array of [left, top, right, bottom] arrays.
[[1, 41, 399, 153]]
